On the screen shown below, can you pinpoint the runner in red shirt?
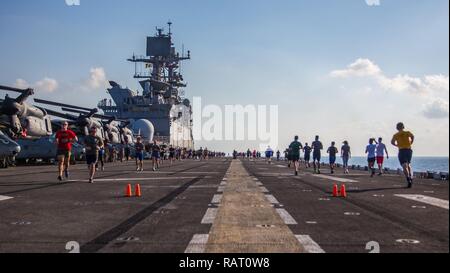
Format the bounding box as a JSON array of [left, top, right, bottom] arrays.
[[55, 121, 78, 181]]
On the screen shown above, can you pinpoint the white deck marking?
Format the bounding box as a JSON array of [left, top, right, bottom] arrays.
[[295, 235, 325, 253], [185, 234, 209, 253], [81, 176, 202, 182], [220, 181, 227, 186], [217, 186, 225, 193], [337, 173, 398, 177], [276, 165, 287, 168], [0, 195, 13, 202], [395, 195, 449, 210], [140, 171, 220, 174], [309, 174, 359, 183], [255, 182, 263, 186], [201, 208, 218, 224], [259, 173, 295, 176], [260, 187, 269, 193], [265, 194, 280, 204], [276, 209, 297, 225], [141, 185, 217, 189], [211, 194, 223, 204]]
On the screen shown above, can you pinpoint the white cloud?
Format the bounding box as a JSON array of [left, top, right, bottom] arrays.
[[87, 67, 108, 89], [330, 58, 449, 119], [378, 74, 427, 95], [14, 77, 58, 93], [423, 99, 449, 119], [424, 74, 449, 92], [330, 58, 381, 78], [35, 77, 59, 93], [15, 79, 29, 89], [365, 0, 381, 6], [331, 58, 449, 97], [13, 68, 109, 97]]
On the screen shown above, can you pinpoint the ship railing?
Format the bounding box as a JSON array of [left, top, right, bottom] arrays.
[[98, 105, 119, 112]]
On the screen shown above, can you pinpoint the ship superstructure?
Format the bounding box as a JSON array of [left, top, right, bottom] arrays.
[[98, 22, 193, 148]]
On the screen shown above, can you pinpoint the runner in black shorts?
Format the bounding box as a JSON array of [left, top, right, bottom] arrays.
[[287, 148, 293, 168], [159, 146, 166, 166], [391, 122, 415, 188], [303, 143, 312, 168], [289, 136, 303, 176], [84, 127, 104, 183], [151, 141, 161, 171], [169, 145, 176, 166], [327, 142, 338, 174], [312, 136, 323, 174], [135, 137, 145, 172]]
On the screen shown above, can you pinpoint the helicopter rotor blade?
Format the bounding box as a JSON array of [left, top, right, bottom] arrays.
[[61, 107, 120, 121], [60, 107, 88, 115], [34, 98, 93, 112], [0, 85, 29, 93], [0, 85, 34, 104], [40, 107, 78, 121]]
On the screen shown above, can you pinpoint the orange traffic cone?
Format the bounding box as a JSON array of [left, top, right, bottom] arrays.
[[332, 184, 339, 197], [340, 184, 347, 198], [125, 184, 132, 197], [135, 184, 142, 197]]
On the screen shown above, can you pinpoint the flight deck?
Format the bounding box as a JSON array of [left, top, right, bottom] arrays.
[[0, 158, 448, 253]]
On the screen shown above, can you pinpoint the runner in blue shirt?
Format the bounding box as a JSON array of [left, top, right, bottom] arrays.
[[265, 146, 274, 164]]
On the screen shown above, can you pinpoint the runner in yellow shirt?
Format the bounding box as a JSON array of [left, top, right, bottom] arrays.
[[391, 122, 415, 188]]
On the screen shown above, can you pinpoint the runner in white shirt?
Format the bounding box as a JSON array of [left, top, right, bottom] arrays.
[[375, 137, 389, 176], [366, 138, 377, 177]]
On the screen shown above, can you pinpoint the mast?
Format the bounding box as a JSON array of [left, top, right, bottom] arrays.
[[127, 22, 190, 104]]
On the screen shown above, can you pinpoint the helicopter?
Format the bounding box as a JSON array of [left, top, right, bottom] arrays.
[[58, 106, 126, 144], [54, 106, 135, 147], [34, 99, 135, 144], [34, 98, 105, 139], [0, 84, 57, 167], [0, 85, 53, 139], [34, 98, 136, 150], [12, 97, 109, 166]]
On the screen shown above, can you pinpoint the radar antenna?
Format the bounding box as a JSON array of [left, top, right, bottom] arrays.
[[168, 21, 172, 37]]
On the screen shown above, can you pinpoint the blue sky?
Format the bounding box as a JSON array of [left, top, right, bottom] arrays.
[[0, 0, 448, 155]]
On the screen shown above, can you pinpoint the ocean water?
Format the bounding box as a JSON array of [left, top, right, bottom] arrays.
[[316, 156, 449, 173]]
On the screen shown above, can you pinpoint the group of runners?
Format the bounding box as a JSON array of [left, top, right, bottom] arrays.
[[258, 122, 415, 188], [53, 122, 225, 184], [53, 121, 415, 188], [54, 123, 121, 183]]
